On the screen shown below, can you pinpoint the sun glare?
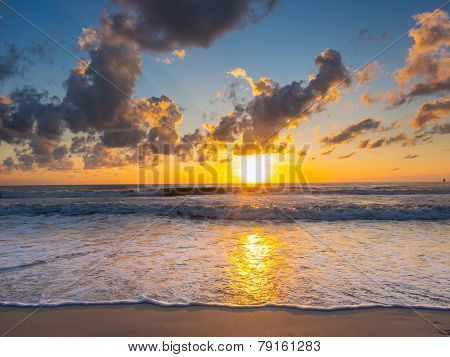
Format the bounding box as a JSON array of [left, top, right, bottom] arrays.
[[233, 154, 274, 184]]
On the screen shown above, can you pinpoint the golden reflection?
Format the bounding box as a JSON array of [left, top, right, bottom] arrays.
[[225, 230, 285, 304]]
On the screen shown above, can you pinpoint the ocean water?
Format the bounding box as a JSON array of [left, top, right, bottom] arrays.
[[0, 183, 449, 309]]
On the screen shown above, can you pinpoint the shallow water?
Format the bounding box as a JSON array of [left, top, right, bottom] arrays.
[[0, 183, 449, 308]]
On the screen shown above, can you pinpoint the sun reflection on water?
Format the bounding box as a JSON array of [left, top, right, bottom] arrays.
[[225, 231, 285, 305]]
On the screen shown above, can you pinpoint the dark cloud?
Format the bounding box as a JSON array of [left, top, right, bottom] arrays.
[[243, 49, 351, 143], [2, 156, 14, 171], [212, 105, 245, 142], [0, 44, 20, 83], [403, 154, 418, 159], [367, 138, 385, 149], [429, 122, 450, 134], [359, 133, 408, 150], [52, 145, 69, 160], [320, 118, 380, 147], [23, 41, 56, 66], [0, 87, 73, 170], [0, 88, 64, 143], [108, 0, 278, 52], [62, 30, 145, 148], [356, 28, 388, 42], [83, 142, 133, 169], [411, 97, 450, 128]]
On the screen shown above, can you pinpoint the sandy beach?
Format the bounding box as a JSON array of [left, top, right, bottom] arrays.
[[1, 305, 448, 337]]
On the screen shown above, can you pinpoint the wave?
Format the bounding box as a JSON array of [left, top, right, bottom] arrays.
[[1, 185, 450, 199], [1, 202, 449, 220], [0, 298, 448, 311]]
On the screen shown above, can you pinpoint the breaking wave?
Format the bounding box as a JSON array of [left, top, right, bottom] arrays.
[[1, 201, 449, 220]]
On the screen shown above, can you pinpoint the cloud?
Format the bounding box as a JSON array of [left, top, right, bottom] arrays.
[[228, 67, 275, 96], [212, 105, 245, 142], [358, 132, 409, 149], [172, 49, 186, 59], [429, 122, 450, 134], [62, 24, 149, 148], [321, 148, 335, 155], [78, 27, 99, 51], [354, 61, 381, 85], [320, 118, 380, 146], [1, 157, 15, 171], [242, 49, 351, 143], [356, 28, 388, 43], [403, 154, 418, 159], [367, 137, 385, 149], [83, 142, 133, 169], [360, 92, 378, 104], [338, 152, 355, 159], [156, 49, 187, 64], [0, 88, 64, 143], [146, 95, 184, 154], [358, 139, 369, 148], [207, 49, 351, 147], [390, 9, 450, 105], [108, 0, 278, 52], [411, 96, 450, 128], [0, 44, 20, 83], [386, 132, 408, 144]]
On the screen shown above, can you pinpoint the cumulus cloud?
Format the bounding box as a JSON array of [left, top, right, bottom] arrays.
[[320, 118, 380, 147], [108, 0, 278, 52], [198, 49, 352, 149], [63, 24, 150, 149], [146, 95, 184, 154], [411, 96, 450, 128], [390, 9, 450, 105], [242, 49, 351, 143], [0, 88, 71, 169]]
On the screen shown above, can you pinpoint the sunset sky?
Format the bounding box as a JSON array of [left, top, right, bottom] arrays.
[[0, 0, 449, 185]]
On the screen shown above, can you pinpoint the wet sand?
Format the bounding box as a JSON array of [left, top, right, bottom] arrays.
[[0, 305, 448, 337]]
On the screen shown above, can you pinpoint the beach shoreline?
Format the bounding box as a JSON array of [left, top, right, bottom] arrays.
[[1, 305, 448, 337]]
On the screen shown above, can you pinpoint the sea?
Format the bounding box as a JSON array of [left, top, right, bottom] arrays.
[[0, 182, 449, 310]]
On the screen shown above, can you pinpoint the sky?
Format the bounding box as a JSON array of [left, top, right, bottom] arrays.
[[0, 0, 449, 185]]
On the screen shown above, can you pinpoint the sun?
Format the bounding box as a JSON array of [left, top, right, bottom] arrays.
[[233, 153, 274, 184]]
